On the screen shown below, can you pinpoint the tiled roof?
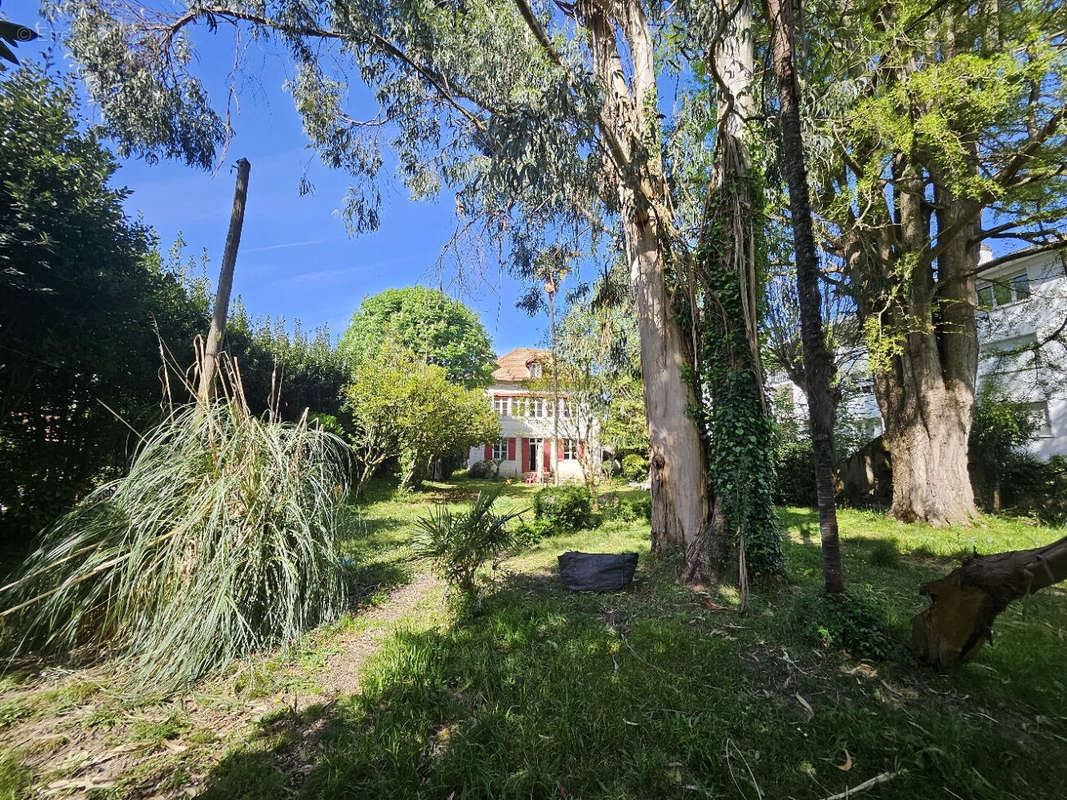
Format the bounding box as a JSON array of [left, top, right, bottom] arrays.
[[492, 347, 549, 382]]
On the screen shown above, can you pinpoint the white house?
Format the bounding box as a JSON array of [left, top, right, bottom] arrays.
[[466, 348, 601, 481], [770, 244, 1067, 460]]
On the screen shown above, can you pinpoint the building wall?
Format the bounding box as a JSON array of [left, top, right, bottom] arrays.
[[466, 382, 601, 480]]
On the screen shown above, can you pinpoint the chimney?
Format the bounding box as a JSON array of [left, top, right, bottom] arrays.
[[979, 244, 994, 265]]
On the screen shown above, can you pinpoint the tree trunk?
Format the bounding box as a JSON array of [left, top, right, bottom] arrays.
[[873, 317, 977, 527], [198, 158, 250, 405], [911, 535, 1067, 667], [580, 0, 715, 580], [766, 0, 844, 592]]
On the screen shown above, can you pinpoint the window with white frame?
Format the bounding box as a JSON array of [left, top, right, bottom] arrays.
[[977, 270, 1031, 309], [561, 400, 575, 418], [492, 438, 508, 460], [530, 398, 545, 417], [492, 396, 509, 416], [563, 439, 578, 460], [529, 361, 542, 378]]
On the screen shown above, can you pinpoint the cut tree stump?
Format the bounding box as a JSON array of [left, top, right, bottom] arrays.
[[910, 535, 1067, 667]]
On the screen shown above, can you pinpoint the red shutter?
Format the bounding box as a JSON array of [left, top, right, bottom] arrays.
[[578, 440, 585, 458], [484, 443, 492, 460], [557, 439, 564, 460], [521, 437, 530, 469], [507, 437, 516, 460]]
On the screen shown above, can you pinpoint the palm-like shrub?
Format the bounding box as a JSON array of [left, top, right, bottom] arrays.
[[1, 400, 350, 695], [412, 489, 522, 601]]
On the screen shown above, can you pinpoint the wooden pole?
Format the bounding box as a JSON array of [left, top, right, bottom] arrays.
[[198, 158, 251, 406]]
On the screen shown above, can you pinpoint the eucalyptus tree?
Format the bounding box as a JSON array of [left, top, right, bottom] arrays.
[[800, 0, 1067, 526], [42, 0, 771, 581]]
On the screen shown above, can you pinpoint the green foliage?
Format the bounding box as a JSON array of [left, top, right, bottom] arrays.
[[224, 302, 349, 422], [999, 455, 1067, 526], [532, 485, 597, 534], [785, 587, 897, 661], [620, 454, 649, 482], [1, 398, 351, 695], [466, 459, 499, 480], [339, 287, 496, 387], [692, 162, 783, 578], [773, 438, 817, 507], [412, 488, 521, 602], [867, 539, 901, 569], [0, 65, 207, 539], [969, 387, 1040, 510], [512, 516, 554, 547], [342, 342, 499, 494], [601, 492, 652, 523]]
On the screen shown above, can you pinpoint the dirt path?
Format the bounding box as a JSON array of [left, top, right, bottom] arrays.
[[0, 573, 442, 798]]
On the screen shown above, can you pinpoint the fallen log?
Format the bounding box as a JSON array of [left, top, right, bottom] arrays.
[[910, 535, 1067, 667]]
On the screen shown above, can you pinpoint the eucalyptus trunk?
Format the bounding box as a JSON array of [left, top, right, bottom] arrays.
[[580, 0, 715, 580], [693, 0, 783, 580], [766, 0, 844, 592]]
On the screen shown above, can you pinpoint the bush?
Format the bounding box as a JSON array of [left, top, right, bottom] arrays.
[[512, 516, 555, 547], [621, 453, 649, 482], [784, 587, 897, 661], [999, 455, 1067, 525], [867, 539, 901, 569], [467, 459, 499, 480], [2, 399, 350, 695], [412, 488, 522, 603], [774, 438, 817, 506], [533, 486, 597, 533], [602, 493, 652, 523]]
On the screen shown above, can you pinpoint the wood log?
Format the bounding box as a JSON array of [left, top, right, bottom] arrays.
[[910, 535, 1067, 667]]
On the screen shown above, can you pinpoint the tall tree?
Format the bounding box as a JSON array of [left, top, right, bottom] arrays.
[[0, 65, 206, 538], [765, 0, 844, 592], [801, 0, 1067, 525], [47, 0, 740, 580]]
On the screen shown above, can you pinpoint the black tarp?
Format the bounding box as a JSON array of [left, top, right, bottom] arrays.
[[557, 551, 638, 592]]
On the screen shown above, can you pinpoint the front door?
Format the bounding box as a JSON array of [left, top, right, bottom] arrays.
[[528, 438, 541, 473]]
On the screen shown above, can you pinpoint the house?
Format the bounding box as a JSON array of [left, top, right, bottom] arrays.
[[466, 348, 601, 481], [769, 244, 1067, 460]]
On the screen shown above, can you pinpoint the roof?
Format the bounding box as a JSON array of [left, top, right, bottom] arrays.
[[492, 347, 549, 382], [977, 241, 1066, 276]]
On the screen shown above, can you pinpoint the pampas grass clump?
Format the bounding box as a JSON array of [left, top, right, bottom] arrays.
[[1, 399, 350, 694]]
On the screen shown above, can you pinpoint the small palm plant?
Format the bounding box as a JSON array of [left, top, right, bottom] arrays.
[[412, 488, 523, 604]]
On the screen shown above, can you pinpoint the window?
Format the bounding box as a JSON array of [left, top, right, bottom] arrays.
[[492, 396, 509, 416], [563, 439, 578, 460], [492, 438, 508, 460], [1031, 402, 1053, 437], [561, 400, 576, 418], [977, 270, 1030, 309], [530, 398, 545, 417], [529, 361, 542, 378]]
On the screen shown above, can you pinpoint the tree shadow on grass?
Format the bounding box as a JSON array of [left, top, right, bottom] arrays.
[[195, 562, 1067, 800]]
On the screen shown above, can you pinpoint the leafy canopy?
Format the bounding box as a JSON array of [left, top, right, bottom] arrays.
[[339, 287, 495, 387]]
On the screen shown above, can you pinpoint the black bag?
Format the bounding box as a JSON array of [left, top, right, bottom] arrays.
[[557, 551, 638, 592]]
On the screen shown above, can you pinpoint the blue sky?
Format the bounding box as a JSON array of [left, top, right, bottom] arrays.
[[5, 1, 548, 355]]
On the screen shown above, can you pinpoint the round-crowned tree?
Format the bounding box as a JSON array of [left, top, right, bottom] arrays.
[[339, 287, 495, 388]]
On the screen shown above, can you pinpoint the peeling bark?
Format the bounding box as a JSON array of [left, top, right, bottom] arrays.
[[579, 0, 715, 579], [911, 535, 1067, 667]]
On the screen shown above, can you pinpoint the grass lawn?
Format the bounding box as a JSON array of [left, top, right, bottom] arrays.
[[2, 478, 1065, 798]]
